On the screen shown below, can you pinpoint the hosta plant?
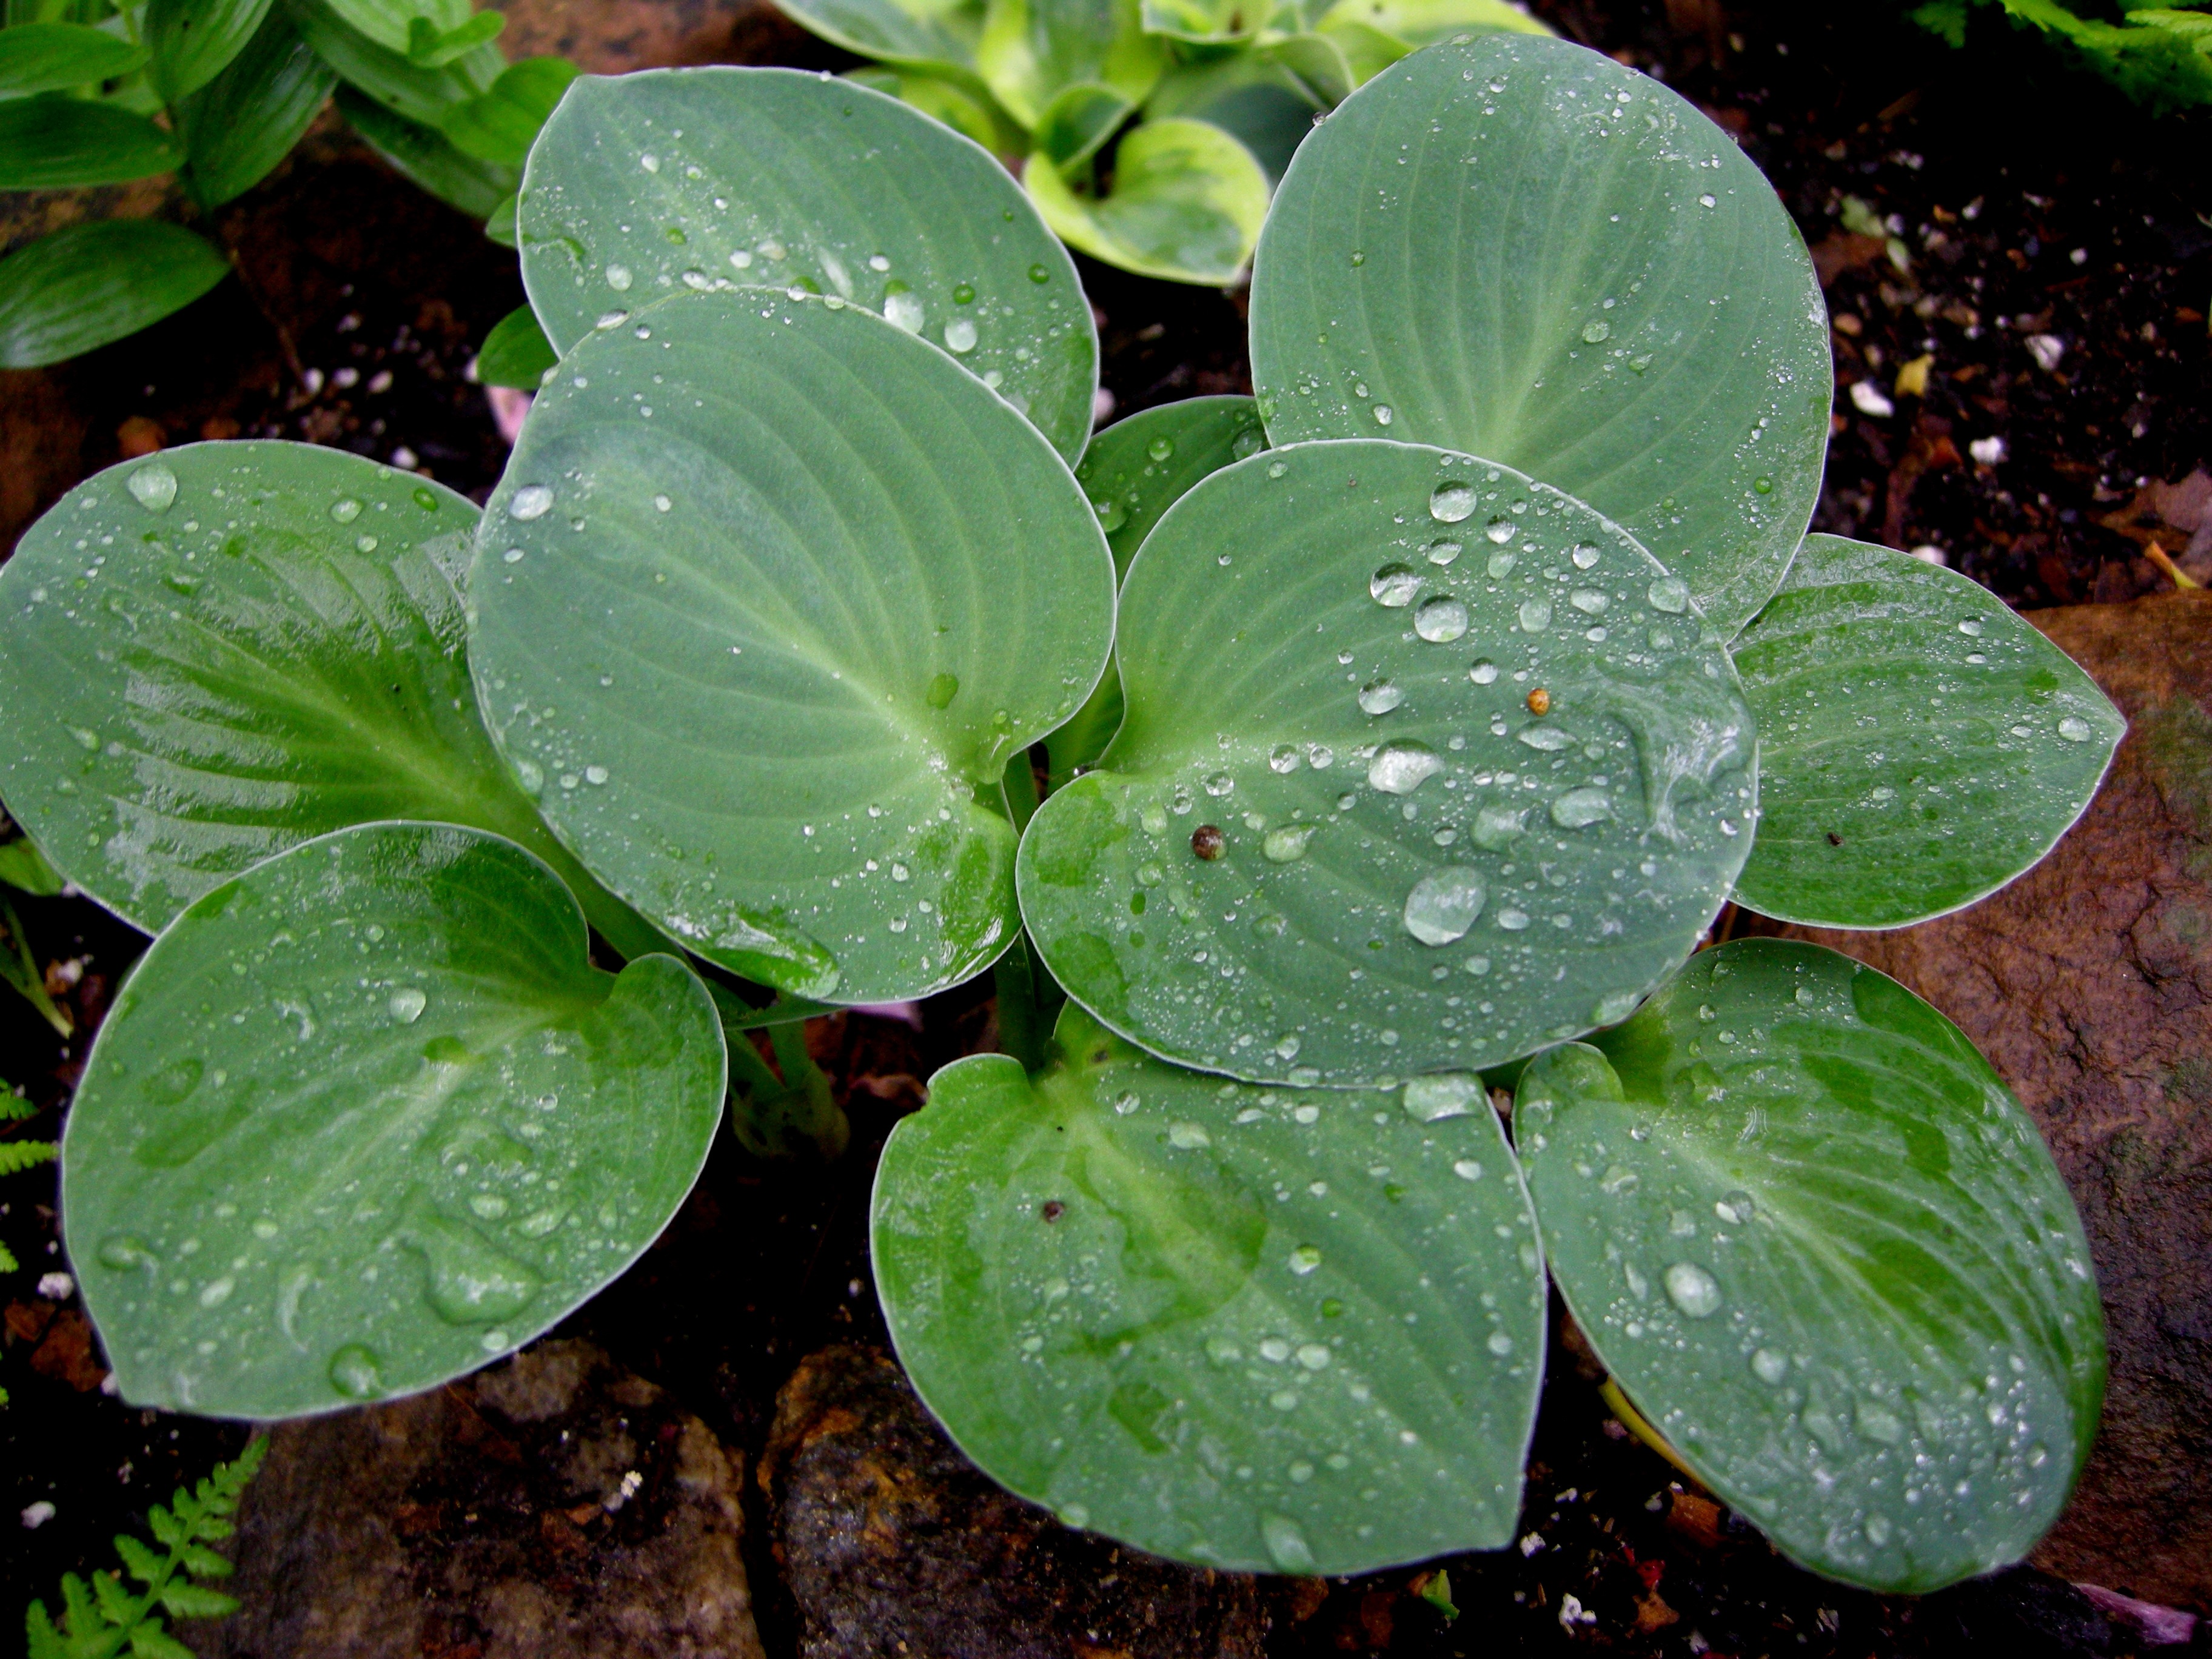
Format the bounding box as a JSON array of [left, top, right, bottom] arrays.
[[0, 0, 574, 368], [767, 0, 1550, 283], [0, 37, 2123, 1597]]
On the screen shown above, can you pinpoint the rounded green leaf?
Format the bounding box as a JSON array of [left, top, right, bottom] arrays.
[[519, 67, 1098, 465], [977, 0, 1163, 128], [1025, 116, 1270, 286], [0, 221, 229, 370], [475, 301, 557, 389], [0, 440, 655, 956], [1247, 34, 1832, 635], [337, 84, 518, 221], [772, 0, 987, 77], [1730, 535, 2125, 929], [1513, 939, 2103, 1593], [1019, 438, 1757, 1088], [874, 1002, 1545, 1574], [65, 822, 726, 1419], [468, 289, 1115, 1004]]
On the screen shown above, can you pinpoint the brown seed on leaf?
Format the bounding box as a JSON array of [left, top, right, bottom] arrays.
[[1040, 1201, 1064, 1222], [1191, 825, 1224, 860], [1527, 687, 1552, 716]]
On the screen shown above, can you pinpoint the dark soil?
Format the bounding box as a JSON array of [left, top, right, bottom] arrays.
[[4, 0, 2209, 1651]]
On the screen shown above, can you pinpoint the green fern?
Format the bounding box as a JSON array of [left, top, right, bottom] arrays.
[[1913, 0, 2212, 111], [1, 1091, 56, 1276], [23, 1438, 266, 1659]]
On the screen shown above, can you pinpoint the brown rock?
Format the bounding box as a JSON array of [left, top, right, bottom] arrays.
[[762, 1344, 1267, 1659], [491, 0, 829, 75], [197, 1339, 763, 1659], [1746, 589, 2212, 1609]]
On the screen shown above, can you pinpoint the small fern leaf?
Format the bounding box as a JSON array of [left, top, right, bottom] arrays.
[[0, 1241, 18, 1274], [174, 1544, 232, 1580], [156, 1584, 237, 1621], [0, 1138, 58, 1176], [58, 1572, 99, 1634], [114, 1535, 164, 1586], [92, 1569, 136, 1626], [24, 1601, 67, 1659], [127, 1620, 199, 1659], [0, 1090, 38, 1121], [145, 1506, 185, 1549]]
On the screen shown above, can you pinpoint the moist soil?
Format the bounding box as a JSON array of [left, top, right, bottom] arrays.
[[4, 0, 2210, 1651]]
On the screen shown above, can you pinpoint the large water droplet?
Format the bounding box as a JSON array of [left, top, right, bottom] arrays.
[[943, 318, 979, 354], [1370, 563, 1421, 606], [882, 286, 924, 334], [509, 485, 553, 521], [97, 1233, 157, 1271], [1470, 804, 1525, 850], [1168, 1122, 1212, 1148], [1368, 742, 1442, 794], [925, 671, 959, 709], [1429, 483, 1476, 523], [1403, 1073, 1482, 1121], [1517, 725, 1573, 752], [1518, 598, 1552, 632], [127, 463, 178, 512], [329, 497, 363, 524], [1425, 538, 1462, 565], [1415, 597, 1469, 643], [1750, 1347, 1788, 1385], [605, 263, 633, 290], [1647, 577, 1689, 614], [1550, 787, 1612, 829], [1663, 1262, 1721, 1318], [1147, 435, 1175, 463], [1403, 869, 1485, 945], [329, 1343, 384, 1399], [1469, 659, 1499, 685], [1263, 825, 1315, 863], [2056, 716, 2093, 742], [1581, 320, 1611, 343], [389, 987, 427, 1024], [419, 1228, 541, 1325], [1358, 680, 1403, 715], [1287, 1244, 1322, 1275], [1263, 1514, 1318, 1572]]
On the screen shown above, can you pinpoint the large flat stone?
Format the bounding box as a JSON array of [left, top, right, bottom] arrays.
[[1748, 589, 2212, 1609], [197, 1339, 763, 1658], [762, 1344, 1267, 1658]]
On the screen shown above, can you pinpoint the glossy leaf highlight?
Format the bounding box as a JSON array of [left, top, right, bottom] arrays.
[[468, 290, 1114, 1004], [65, 822, 725, 1419], [1515, 939, 2103, 1593], [1248, 34, 1831, 634], [0, 221, 229, 370], [875, 1002, 1545, 1574], [1019, 440, 1757, 1088], [1731, 535, 2125, 929]]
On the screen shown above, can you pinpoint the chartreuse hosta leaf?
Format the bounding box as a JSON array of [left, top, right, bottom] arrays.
[[977, 0, 1165, 128], [1515, 939, 2104, 1594], [0, 441, 662, 960], [874, 1002, 1544, 1574], [67, 822, 726, 1418], [1248, 35, 1832, 635], [1027, 117, 1270, 286], [520, 67, 1098, 464], [1019, 439, 1756, 1088], [468, 289, 1114, 1005], [1731, 535, 2125, 930]]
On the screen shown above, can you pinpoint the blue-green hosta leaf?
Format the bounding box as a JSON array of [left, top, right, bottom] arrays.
[[977, 0, 1163, 127], [0, 441, 661, 958], [0, 21, 149, 94], [1730, 535, 2125, 930], [467, 290, 1115, 1005], [772, 0, 987, 77], [1019, 439, 1756, 1088], [519, 67, 1097, 464], [1049, 395, 1268, 785], [1248, 35, 1831, 635], [0, 97, 181, 188], [65, 822, 725, 1419], [874, 1002, 1545, 1574], [1025, 117, 1269, 286], [0, 221, 229, 370], [1514, 939, 2104, 1593]]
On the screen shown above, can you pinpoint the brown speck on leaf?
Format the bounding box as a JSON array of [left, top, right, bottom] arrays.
[[1527, 687, 1552, 716], [1191, 825, 1224, 859], [1040, 1201, 1064, 1222], [1828, 832, 1843, 846]]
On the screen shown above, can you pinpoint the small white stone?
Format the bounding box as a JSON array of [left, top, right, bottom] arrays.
[[1848, 380, 1895, 418]]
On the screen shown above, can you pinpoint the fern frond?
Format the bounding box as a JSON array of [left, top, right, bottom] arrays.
[[0, 1089, 38, 1122], [21, 1438, 267, 1659], [0, 1138, 58, 1176]]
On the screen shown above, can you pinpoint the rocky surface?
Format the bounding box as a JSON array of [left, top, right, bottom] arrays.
[[761, 1343, 1268, 1658], [1750, 588, 2212, 1609], [195, 1340, 762, 1659]]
